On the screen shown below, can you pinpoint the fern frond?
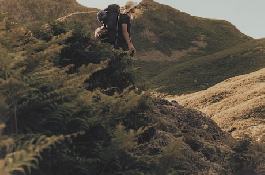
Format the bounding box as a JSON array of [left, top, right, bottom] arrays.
[[1, 132, 84, 175], [0, 124, 15, 153], [255, 163, 265, 175], [112, 123, 147, 151]]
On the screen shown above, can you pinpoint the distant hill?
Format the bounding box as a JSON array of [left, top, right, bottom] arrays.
[[166, 68, 265, 142], [133, 0, 251, 57], [131, 1, 265, 95], [1, 0, 251, 55]]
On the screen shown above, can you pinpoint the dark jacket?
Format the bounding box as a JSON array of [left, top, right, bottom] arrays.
[[117, 14, 131, 50]]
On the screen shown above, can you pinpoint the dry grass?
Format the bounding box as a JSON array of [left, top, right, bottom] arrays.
[[166, 68, 265, 142]]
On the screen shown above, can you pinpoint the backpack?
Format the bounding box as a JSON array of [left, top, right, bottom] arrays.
[[94, 4, 120, 46]]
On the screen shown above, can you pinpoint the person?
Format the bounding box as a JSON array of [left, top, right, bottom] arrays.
[[117, 1, 137, 56]]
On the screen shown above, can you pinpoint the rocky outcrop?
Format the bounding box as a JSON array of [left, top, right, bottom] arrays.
[[142, 98, 234, 174]]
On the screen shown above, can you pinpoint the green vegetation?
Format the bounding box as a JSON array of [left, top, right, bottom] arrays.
[[0, 0, 97, 23], [133, 39, 265, 94], [0, 0, 264, 174], [133, 0, 250, 56], [0, 11, 185, 175], [2, 0, 262, 96], [127, 0, 265, 95]]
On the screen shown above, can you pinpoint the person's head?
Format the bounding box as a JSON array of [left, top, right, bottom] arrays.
[[124, 1, 138, 13]]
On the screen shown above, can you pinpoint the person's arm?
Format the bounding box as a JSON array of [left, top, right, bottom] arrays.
[[122, 23, 136, 54]]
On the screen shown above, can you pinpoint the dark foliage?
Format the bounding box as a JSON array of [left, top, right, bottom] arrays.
[[0, 1, 264, 175]]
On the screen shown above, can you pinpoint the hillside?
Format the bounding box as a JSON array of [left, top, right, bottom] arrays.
[[133, 0, 251, 57], [0, 0, 96, 23], [130, 0, 264, 95], [1, 0, 261, 95], [0, 0, 265, 174], [1, 10, 258, 174], [166, 68, 265, 142], [0, 0, 251, 56], [134, 38, 265, 94]]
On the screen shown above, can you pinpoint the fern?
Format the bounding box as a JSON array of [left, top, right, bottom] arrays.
[[255, 163, 265, 175], [118, 90, 152, 115], [0, 8, 151, 175], [0, 132, 84, 175], [0, 77, 36, 134], [0, 123, 14, 175], [111, 123, 146, 151], [98, 123, 148, 174], [156, 137, 183, 174]]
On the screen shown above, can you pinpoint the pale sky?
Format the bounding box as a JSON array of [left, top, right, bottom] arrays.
[[76, 0, 265, 39]]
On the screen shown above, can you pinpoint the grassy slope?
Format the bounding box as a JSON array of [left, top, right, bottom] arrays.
[[133, 0, 250, 57], [166, 68, 265, 142], [130, 0, 264, 95], [1, 0, 263, 96], [0, 0, 97, 23], [0, 0, 252, 56], [133, 38, 265, 94]]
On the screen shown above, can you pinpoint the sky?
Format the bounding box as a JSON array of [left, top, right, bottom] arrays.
[[76, 0, 265, 39]]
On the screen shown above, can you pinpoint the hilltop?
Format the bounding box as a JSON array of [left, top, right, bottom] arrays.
[[166, 68, 265, 142], [133, 0, 250, 57]]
